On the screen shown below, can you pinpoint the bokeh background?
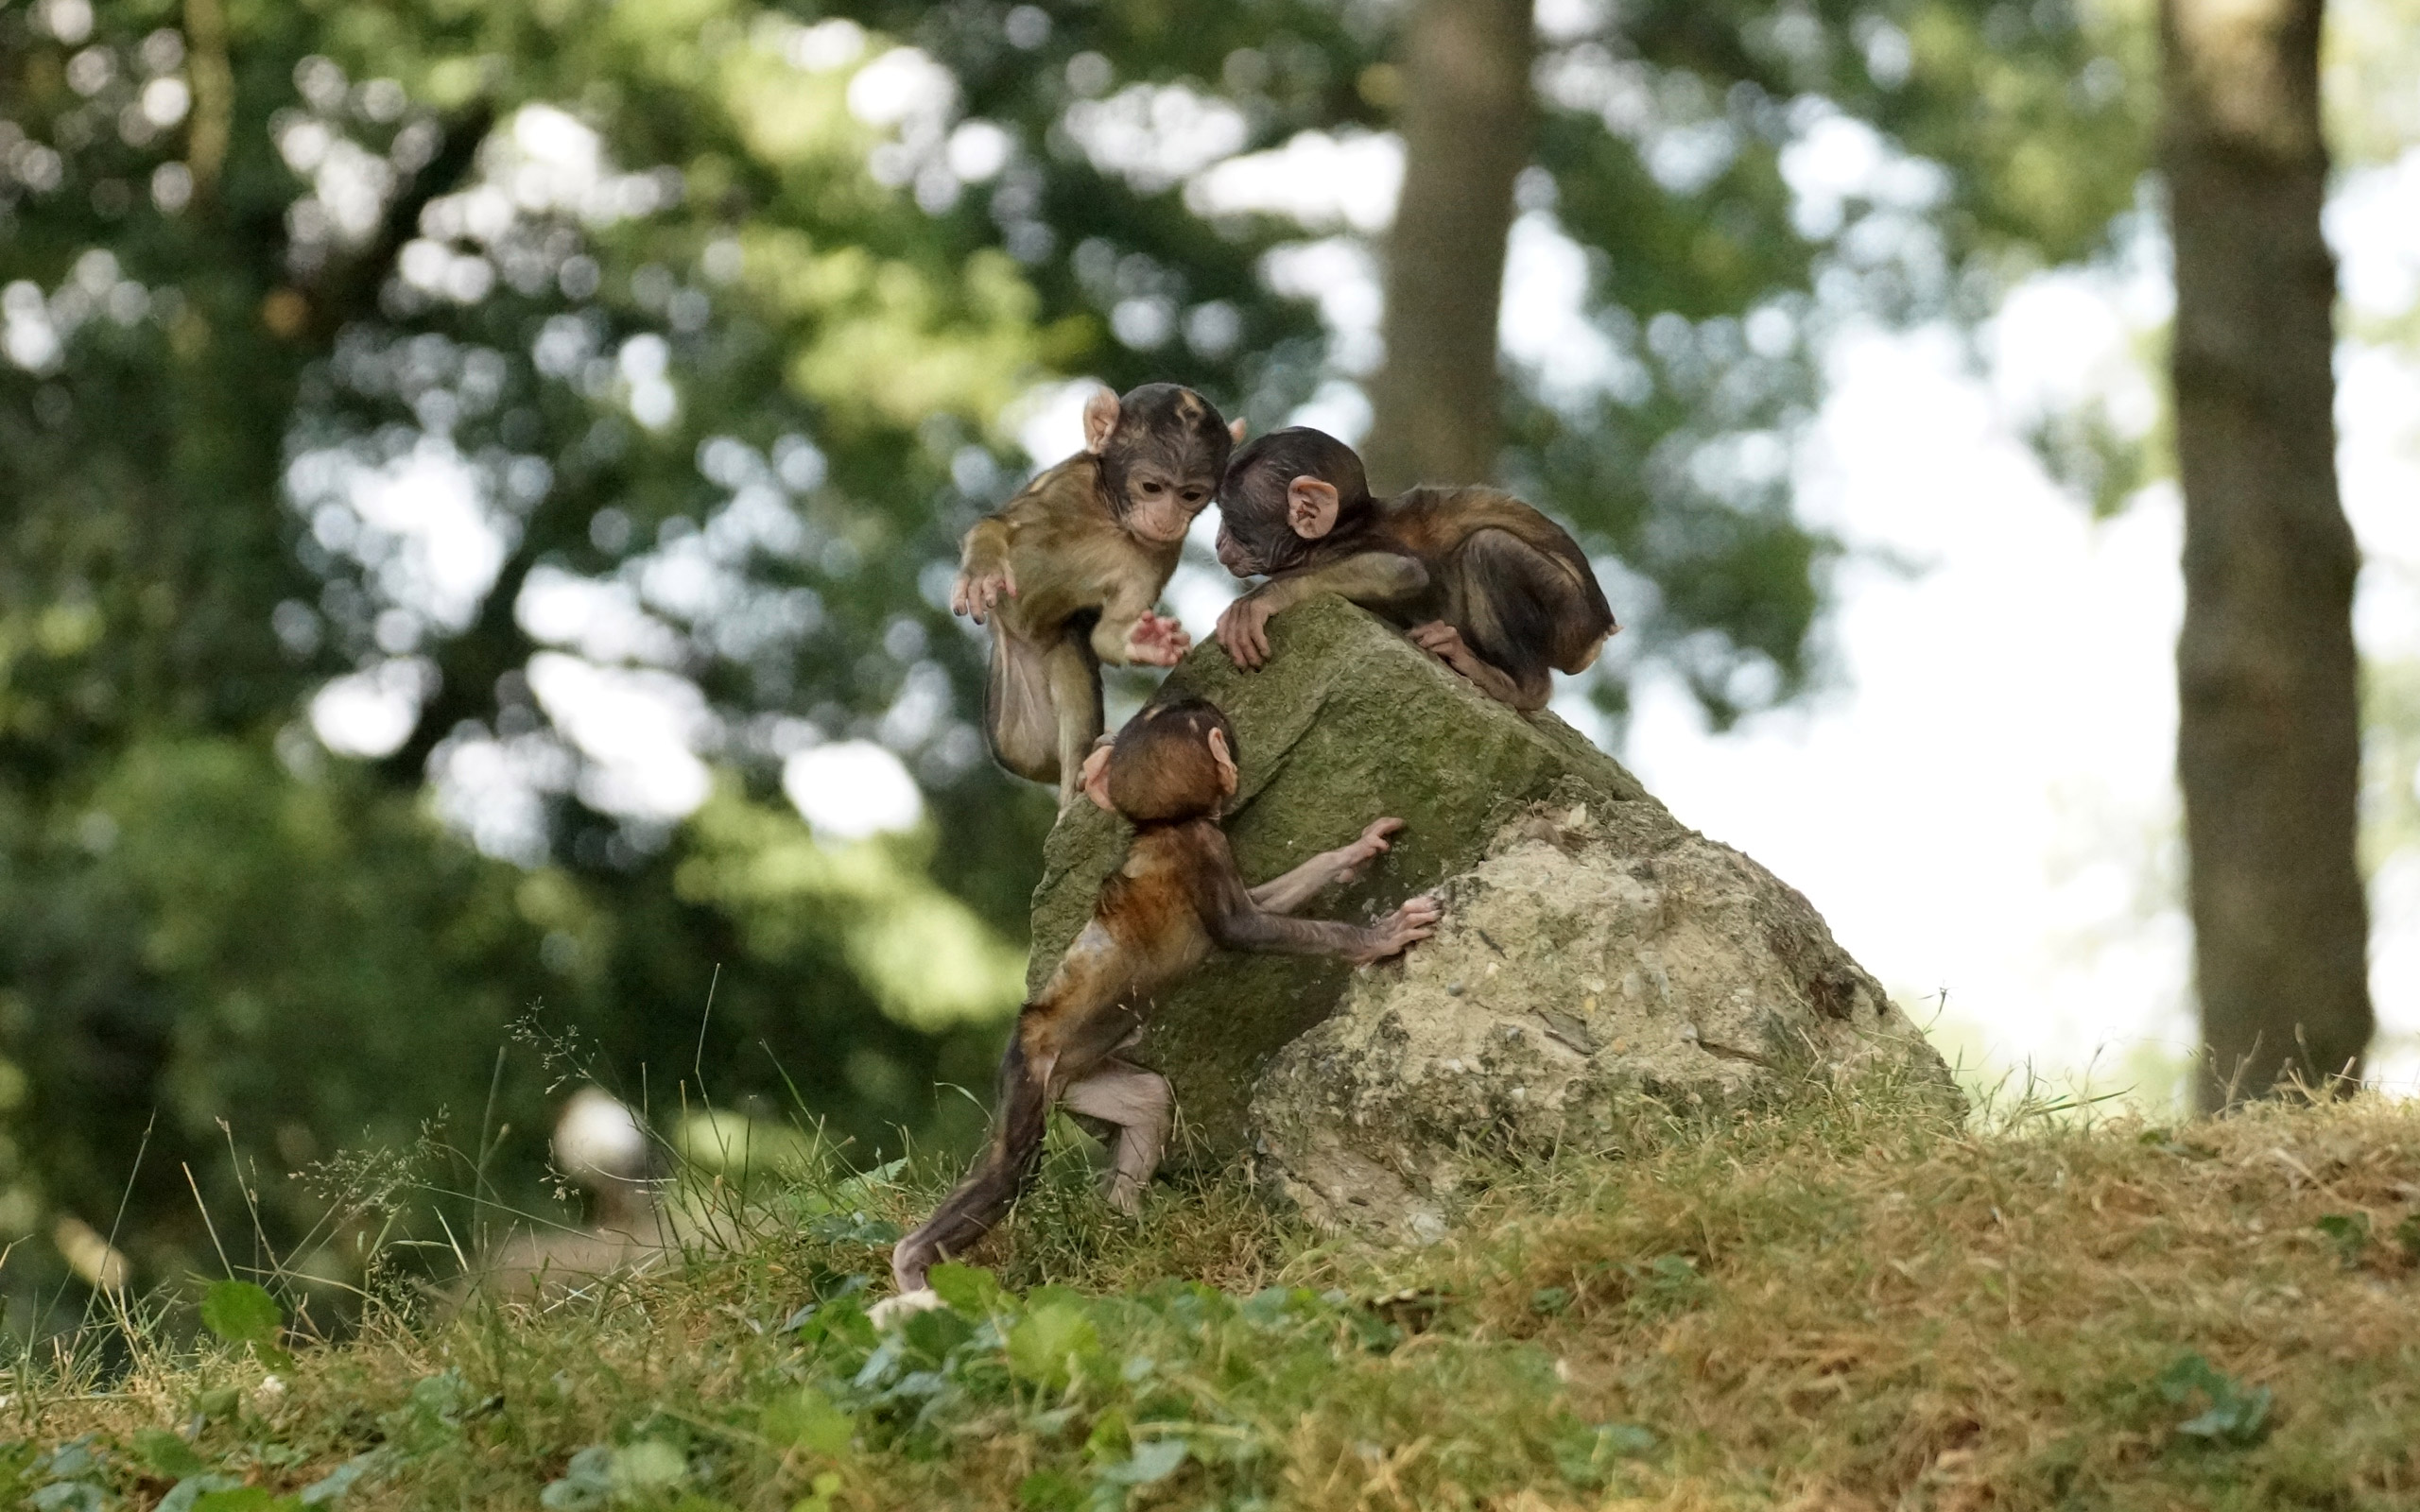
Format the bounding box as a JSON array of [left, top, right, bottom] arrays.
[[2, 0, 2415, 1337]]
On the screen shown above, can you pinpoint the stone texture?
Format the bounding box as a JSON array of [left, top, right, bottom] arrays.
[[1250, 799, 1956, 1236], [1025, 595, 1952, 1194]]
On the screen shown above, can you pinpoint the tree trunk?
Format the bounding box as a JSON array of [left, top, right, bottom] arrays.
[[1360, 0, 1535, 493], [2163, 0, 2372, 1108]]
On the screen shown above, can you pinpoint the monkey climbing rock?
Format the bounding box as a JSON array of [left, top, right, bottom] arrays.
[[889, 696, 1438, 1296]]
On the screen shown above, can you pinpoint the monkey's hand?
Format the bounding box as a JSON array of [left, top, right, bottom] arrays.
[[1409, 621, 1484, 676], [1217, 593, 1279, 669], [1351, 894, 1441, 966], [951, 564, 1017, 624], [1409, 622, 1525, 704], [1124, 610, 1192, 667], [1330, 817, 1406, 886]]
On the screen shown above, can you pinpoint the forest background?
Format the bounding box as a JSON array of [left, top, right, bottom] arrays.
[[2, 0, 2417, 1340]]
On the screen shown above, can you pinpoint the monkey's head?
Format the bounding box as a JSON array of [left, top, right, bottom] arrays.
[[1084, 383, 1244, 545], [1214, 426, 1373, 577], [1085, 696, 1238, 824]]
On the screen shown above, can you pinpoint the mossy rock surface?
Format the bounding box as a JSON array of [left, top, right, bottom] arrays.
[[1028, 595, 1667, 1157]]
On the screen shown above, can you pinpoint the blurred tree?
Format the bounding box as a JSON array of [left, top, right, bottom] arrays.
[[1361, 0, 1535, 491], [2161, 0, 2372, 1107], [0, 0, 2156, 1329]]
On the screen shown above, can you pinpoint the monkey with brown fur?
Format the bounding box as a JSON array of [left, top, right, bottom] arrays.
[[954, 383, 1244, 807], [1212, 428, 1617, 712], [889, 697, 1438, 1296]]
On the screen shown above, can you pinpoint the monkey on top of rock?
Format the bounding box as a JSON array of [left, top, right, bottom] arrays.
[[1211, 427, 1617, 712], [952, 382, 1244, 808], [888, 696, 1439, 1297]]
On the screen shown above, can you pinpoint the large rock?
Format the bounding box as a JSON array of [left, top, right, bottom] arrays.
[[1026, 597, 1953, 1202]]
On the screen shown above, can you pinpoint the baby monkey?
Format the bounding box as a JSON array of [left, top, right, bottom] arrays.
[[955, 383, 1242, 808], [1214, 427, 1617, 711], [890, 697, 1439, 1295]]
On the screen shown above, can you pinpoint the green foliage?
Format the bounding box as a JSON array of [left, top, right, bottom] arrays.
[[2313, 1211, 2372, 1266], [2156, 1353, 2275, 1449], [198, 1281, 285, 1359], [0, 0, 2159, 1329], [20, 1090, 2420, 1507]]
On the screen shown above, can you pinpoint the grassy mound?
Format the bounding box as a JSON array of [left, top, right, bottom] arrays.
[[13, 1083, 2420, 1510]]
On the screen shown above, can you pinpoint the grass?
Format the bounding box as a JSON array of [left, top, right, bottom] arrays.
[[9, 1077, 2420, 1511]]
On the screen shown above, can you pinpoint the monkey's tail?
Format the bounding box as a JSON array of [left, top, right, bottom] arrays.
[[891, 1029, 1053, 1292]]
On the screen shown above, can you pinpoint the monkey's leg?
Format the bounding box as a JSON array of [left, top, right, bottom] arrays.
[[890, 978, 1135, 1291], [984, 628, 1063, 785], [1060, 1057, 1171, 1216], [1453, 529, 1608, 686], [1043, 631, 1105, 809], [890, 1029, 1056, 1293]]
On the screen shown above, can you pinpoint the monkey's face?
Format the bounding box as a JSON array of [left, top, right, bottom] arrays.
[[1117, 461, 1217, 544], [1213, 464, 1332, 577], [1092, 384, 1235, 545], [1214, 517, 1268, 577], [1216, 429, 1365, 580]]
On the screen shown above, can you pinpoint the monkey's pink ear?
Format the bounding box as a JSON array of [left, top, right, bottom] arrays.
[[1286, 476, 1340, 540], [1229, 418, 1248, 444], [1081, 387, 1120, 454], [1080, 742, 1116, 813], [1206, 727, 1237, 795]]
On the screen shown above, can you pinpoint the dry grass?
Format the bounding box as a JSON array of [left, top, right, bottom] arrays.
[[10, 1080, 2420, 1511]]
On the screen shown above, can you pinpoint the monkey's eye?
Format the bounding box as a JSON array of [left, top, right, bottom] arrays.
[[1139, 479, 1165, 493]]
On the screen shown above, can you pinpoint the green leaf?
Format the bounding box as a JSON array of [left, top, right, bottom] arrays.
[[296, 1451, 381, 1505], [789, 1469, 845, 1512], [2314, 1212, 2371, 1266], [2178, 1385, 2273, 1445], [1552, 1417, 1659, 1486], [762, 1387, 854, 1457], [192, 1489, 303, 1512], [199, 1281, 282, 1350], [1007, 1302, 1101, 1391], [2156, 1353, 2273, 1447], [539, 1446, 613, 1511], [925, 1263, 1004, 1317], [609, 1441, 689, 1497], [1014, 1469, 1084, 1511], [1097, 1437, 1186, 1487], [133, 1428, 208, 1480], [1083, 1409, 1130, 1462], [190, 1388, 241, 1423]]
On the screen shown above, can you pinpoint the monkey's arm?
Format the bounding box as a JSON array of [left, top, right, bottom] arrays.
[[952, 514, 1018, 622], [1208, 893, 1439, 967], [1266, 552, 1429, 612], [1088, 572, 1189, 668], [1248, 818, 1404, 914], [1218, 553, 1428, 668]]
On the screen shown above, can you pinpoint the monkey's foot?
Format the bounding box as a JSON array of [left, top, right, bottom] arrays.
[[868, 1287, 945, 1329]]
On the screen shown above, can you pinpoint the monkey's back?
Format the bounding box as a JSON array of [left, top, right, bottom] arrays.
[[987, 455, 1184, 640], [1030, 821, 1226, 1029], [1379, 487, 1616, 672]]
